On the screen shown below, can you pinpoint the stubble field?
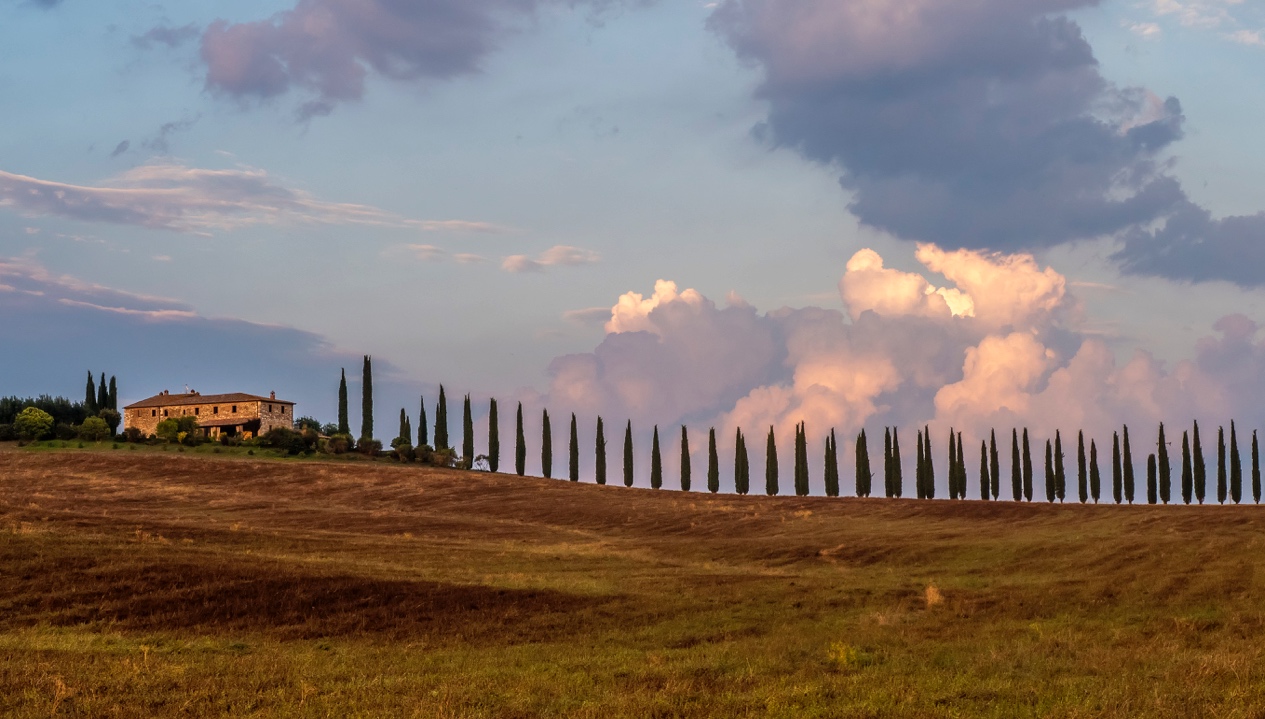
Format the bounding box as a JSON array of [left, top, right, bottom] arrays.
[[3, 447, 1265, 717]]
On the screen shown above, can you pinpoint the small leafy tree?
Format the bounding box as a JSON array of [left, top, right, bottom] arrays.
[[16, 407, 55, 440], [78, 416, 111, 442], [98, 408, 121, 436]]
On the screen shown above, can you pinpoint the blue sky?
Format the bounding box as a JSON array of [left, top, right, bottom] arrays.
[[3, 0, 1265, 480]]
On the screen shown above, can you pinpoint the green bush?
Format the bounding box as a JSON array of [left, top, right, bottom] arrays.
[[0, 424, 15, 441], [358, 438, 383, 456], [393, 442, 414, 462], [54, 423, 78, 441], [97, 408, 121, 436], [122, 427, 144, 443], [263, 427, 317, 455], [156, 416, 199, 443], [324, 434, 353, 455], [14, 407, 55, 440], [78, 417, 111, 442]]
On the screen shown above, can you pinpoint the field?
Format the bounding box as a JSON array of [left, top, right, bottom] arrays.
[[4, 447, 1265, 717]]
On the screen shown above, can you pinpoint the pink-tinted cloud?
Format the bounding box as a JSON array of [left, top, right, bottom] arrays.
[[502, 245, 600, 273]]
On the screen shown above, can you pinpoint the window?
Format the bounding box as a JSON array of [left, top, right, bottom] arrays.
[[163, 410, 168, 417], [151, 410, 157, 417], [194, 407, 200, 415], [232, 405, 237, 413], [213, 406, 219, 415], [269, 404, 274, 412]]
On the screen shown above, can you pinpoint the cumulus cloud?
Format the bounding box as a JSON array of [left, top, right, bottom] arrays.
[[0, 162, 504, 235], [541, 245, 1265, 494], [502, 245, 600, 273], [195, 0, 641, 118], [708, 0, 1265, 285]]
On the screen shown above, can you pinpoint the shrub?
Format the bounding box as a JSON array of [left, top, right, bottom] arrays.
[[156, 416, 199, 443], [393, 442, 414, 462], [321, 423, 339, 436], [294, 416, 322, 432], [53, 423, 77, 441], [78, 417, 111, 442], [428, 447, 457, 468], [324, 434, 353, 455], [97, 408, 121, 436], [358, 438, 383, 456], [122, 427, 144, 443], [263, 427, 317, 455], [0, 424, 15, 441]]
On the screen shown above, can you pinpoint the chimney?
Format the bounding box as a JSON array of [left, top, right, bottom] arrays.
[[270, 391, 276, 399]]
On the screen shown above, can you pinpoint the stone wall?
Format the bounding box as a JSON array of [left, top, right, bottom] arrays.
[[126, 399, 294, 439]]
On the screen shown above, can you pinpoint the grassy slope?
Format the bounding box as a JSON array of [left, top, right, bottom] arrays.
[[3, 447, 1265, 717]]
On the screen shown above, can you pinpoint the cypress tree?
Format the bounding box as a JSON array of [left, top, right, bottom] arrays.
[[920, 427, 931, 498], [1089, 439, 1101, 503], [1158, 423, 1171, 504], [1077, 431, 1088, 503], [418, 397, 428, 447], [924, 428, 935, 500], [1122, 425, 1135, 505], [1011, 429, 1022, 501], [488, 399, 499, 473], [405, 416, 412, 444], [595, 417, 607, 486], [765, 426, 778, 496], [1254, 431, 1261, 505], [825, 429, 840, 497], [515, 403, 526, 476], [360, 356, 373, 443], [799, 423, 810, 496], [1230, 421, 1242, 504], [541, 409, 552, 479], [708, 427, 719, 494], [624, 421, 635, 488], [1022, 429, 1034, 502], [1193, 420, 1206, 504], [947, 428, 957, 499], [1147, 454, 1158, 504], [1181, 431, 1193, 505], [337, 370, 349, 435], [651, 426, 663, 490], [435, 385, 448, 450], [989, 430, 1000, 500], [980, 440, 990, 500], [893, 428, 905, 498], [680, 425, 691, 492], [883, 428, 893, 498], [1217, 426, 1227, 504], [856, 430, 871, 498], [1112, 431, 1123, 505], [569, 413, 579, 483], [398, 408, 408, 443], [735, 428, 748, 495], [1054, 430, 1065, 503], [462, 395, 474, 470], [1044, 440, 1055, 503], [85, 371, 96, 414], [97, 372, 108, 412], [108, 376, 117, 411]]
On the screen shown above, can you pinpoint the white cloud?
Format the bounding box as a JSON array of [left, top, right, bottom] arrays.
[[501, 245, 600, 273]]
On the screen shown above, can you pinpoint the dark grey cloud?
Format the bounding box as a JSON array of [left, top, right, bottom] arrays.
[[709, 0, 1265, 284], [197, 0, 636, 119], [1115, 202, 1265, 287], [143, 116, 200, 154], [132, 23, 200, 50], [109, 140, 129, 158]]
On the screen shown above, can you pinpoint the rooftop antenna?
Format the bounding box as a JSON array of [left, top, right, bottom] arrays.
[[184, 384, 190, 394]]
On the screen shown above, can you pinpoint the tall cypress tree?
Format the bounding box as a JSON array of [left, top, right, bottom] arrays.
[[1254, 431, 1261, 505], [856, 430, 871, 498], [336, 369, 349, 435], [791, 424, 804, 496], [651, 426, 663, 490], [924, 428, 935, 500], [1230, 421, 1242, 504], [1217, 426, 1227, 504], [1112, 431, 1123, 505], [360, 355, 373, 443], [1193, 420, 1206, 504], [947, 428, 957, 499], [418, 397, 428, 447], [980, 440, 990, 500], [1054, 430, 1065, 503], [1147, 454, 1158, 504], [892, 428, 904, 498], [84, 371, 96, 414], [515, 403, 526, 476], [883, 428, 893, 498], [398, 408, 408, 444], [1044, 439, 1055, 503], [569, 413, 579, 482], [765, 426, 779, 496], [735, 428, 748, 495], [1089, 439, 1101, 503], [1158, 423, 1171, 504], [462, 394, 474, 470], [488, 399, 499, 473], [680, 425, 691, 492], [595, 417, 607, 486], [1181, 431, 1193, 505], [435, 385, 448, 450], [989, 430, 1000, 500], [825, 429, 840, 497], [624, 421, 635, 488], [916, 429, 927, 499], [541, 409, 552, 479], [708, 427, 719, 494], [1011, 429, 1022, 501], [1077, 431, 1088, 503], [405, 416, 412, 444], [97, 372, 108, 412], [1022, 429, 1034, 502], [1122, 425, 1135, 505], [108, 376, 117, 411]]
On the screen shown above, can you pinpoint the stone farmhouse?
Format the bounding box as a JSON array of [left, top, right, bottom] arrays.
[[124, 390, 296, 439]]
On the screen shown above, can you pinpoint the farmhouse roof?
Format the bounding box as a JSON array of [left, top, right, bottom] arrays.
[[124, 392, 295, 410]]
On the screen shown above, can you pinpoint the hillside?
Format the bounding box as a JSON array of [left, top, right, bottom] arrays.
[[3, 448, 1265, 717]]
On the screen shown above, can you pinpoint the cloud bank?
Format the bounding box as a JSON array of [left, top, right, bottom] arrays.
[[541, 245, 1265, 493], [708, 0, 1265, 286]]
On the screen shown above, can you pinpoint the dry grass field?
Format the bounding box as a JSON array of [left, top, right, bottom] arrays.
[[4, 446, 1265, 717]]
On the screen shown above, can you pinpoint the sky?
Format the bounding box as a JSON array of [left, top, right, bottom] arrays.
[[2, 0, 1265, 492]]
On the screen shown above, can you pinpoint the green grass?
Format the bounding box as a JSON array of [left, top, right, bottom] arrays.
[[4, 449, 1265, 717]]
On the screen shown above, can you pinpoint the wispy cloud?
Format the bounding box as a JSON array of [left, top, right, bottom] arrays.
[[502, 245, 600, 273], [0, 162, 506, 235]]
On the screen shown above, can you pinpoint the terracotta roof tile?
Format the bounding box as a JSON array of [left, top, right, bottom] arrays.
[[124, 392, 295, 410]]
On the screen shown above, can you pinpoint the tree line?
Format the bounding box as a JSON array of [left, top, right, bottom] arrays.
[[0, 371, 121, 441]]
